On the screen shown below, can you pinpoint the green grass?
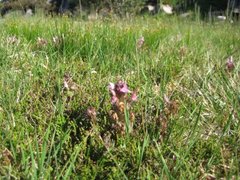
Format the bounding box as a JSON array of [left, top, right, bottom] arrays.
[[0, 15, 240, 179]]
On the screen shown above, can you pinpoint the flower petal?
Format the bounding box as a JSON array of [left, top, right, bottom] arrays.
[[130, 91, 138, 102], [111, 96, 118, 104], [108, 82, 116, 96]]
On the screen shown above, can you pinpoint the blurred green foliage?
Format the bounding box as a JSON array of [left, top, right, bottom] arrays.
[[0, 0, 234, 16]]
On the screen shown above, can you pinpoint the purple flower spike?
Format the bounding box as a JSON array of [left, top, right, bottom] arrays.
[[115, 81, 131, 95], [226, 56, 235, 71], [130, 91, 138, 102]]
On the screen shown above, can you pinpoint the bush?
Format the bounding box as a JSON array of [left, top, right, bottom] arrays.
[[110, 0, 146, 16], [72, 0, 149, 17]]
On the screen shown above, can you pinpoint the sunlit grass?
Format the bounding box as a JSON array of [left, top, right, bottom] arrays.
[[0, 14, 240, 179]]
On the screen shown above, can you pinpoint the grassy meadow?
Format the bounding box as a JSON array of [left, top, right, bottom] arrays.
[[0, 14, 240, 179]]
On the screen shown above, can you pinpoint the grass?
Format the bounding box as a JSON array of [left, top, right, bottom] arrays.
[[0, 14, 240, 179]]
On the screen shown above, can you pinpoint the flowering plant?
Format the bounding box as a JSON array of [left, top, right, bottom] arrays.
[[226, 56, 235, 72], [108, 80, 137, 135]]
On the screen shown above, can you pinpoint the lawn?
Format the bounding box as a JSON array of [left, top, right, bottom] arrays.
[[0, 14, 240, 179]]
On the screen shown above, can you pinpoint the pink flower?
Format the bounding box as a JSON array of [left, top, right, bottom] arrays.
[[115, 80, 131, 95], [130, 91, 138, 102], [111, 96, 118, 104], [108, 80, 135, 105], [137, 36, 144, 49], [226, 56, 235, 71], [109, 80, 130, 97], [108, 83, 116, 96]]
